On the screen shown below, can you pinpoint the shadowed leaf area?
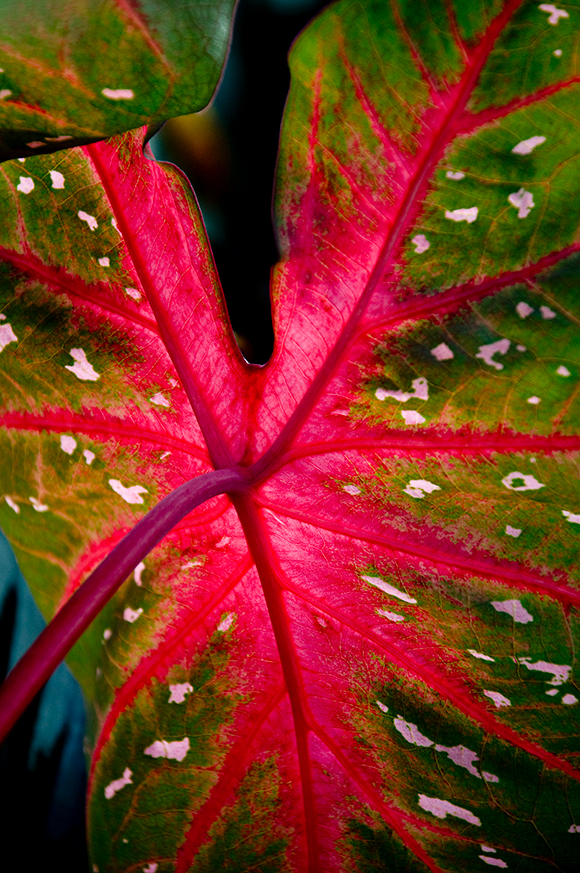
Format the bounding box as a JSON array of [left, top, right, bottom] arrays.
[[0, 0, 580, 871]]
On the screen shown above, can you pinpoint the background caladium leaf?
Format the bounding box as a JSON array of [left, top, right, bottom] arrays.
[[1, 0, 580, 871], [0, 0, 236, 161]]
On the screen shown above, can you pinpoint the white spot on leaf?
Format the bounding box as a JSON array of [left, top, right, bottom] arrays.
[[123, 606, 143, 623], [468, 649, 495, 662], [217, 612, 235, 632], [16, 177, 34, 194], [375, 376, 428, 403], [98, 257, 110, 267], [29, 497, 48, 512], [562, 694, 578, 705], [0, 89, 11, 99], [479, 857, 507, 868], [102, 88, 135, 100], [491, 598, 533, 623], [394, 716, 433, 746], [103, 628, 112, 640], [45, 135, 73, 142], [143, 865, 158, 873], [149, 392, 170, 407], [527, 396, 541, 405], [562, 510, 580, 523], [554, 48, 563, 56], [411, 233, 430, 253], [0, 322, 17, 352], [446, 170, 465, 180], [540, 305, 556, 319], [484, 690, 511, 708], [60, 435, 76, 455], [538, 4, 569, 25], [403, 479, 440, 499], [546, 688, 559, 696], [557, 365, 571, 376], [501, 471, 544, 491], [516, 301, 533, 318], [505, 525, 522, 537], [431, 342, 454, 361], [569, 823, 580, 832], [168, 683, 193, 704], [125, 287, 142, 300], [26, 142, 43, 148], [65, 348, 100, 381], [108, 479, 147, 504], [49, 170, 65, 189], [343, 485, 361, 495], [476, 338, 510, 370], [481, 845, 497, 853], [401, 410, 425, 424], [445, 206, 478, 223], [512, 135, 546, 155], [418, 794, 481, 826], [435, 742, 498, 782], [83, 449, 95, 465], [143, 737, 190, 761], [362, 575, 417, 604], [5, 496, 19, 513], [516, 657, 571, 685], [376, 700, 389, 713], [133, 562, 145, 586], [508, 188, 535, 218], [78, 211, 98, 231], [104, 767, 132, 799], [377, 608, 406, 622]]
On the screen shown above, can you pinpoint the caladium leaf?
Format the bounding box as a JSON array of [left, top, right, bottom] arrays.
[[1, 1, 580, 871], [0, 0, 236, 160]]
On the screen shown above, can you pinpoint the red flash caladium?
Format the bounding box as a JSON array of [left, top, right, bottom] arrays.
[[1, 0, 580, 870]]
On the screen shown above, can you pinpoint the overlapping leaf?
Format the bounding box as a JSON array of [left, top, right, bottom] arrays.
[[1, 1, 580, 871], [0, 0, 235, 160]]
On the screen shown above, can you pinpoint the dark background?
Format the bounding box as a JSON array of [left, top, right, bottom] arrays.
[[0, 0, 327, 868]]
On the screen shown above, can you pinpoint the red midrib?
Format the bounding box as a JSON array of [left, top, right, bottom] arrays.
[[232, 492, 321, 873]]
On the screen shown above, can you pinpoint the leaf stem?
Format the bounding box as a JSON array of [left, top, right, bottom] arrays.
[[0, 467, 247, 745]]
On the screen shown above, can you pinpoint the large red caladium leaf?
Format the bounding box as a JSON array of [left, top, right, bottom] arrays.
[[1, 0, 580, 870], [0, 0, 235, 160]]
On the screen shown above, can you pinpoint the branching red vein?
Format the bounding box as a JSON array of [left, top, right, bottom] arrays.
[[363, 242, 580, 337], [311, 721, 446, 873], [175, 684, 287, 873], [257, 498, 580, 607], [0, 246, 159, 335], [89, 552, 253, 781], [269, 433, 580, 472], [0, 411, 210, 461], [279, 576, 580, 781]]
